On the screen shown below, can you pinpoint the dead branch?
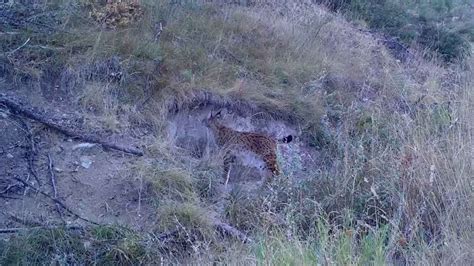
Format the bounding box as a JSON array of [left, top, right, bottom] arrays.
[[0, 95, 144, 156], [213, 220, 252, 243], [0, 183, 20, 194], [0, 183, 22, 199], [48, 154, 64, 222], [14, 177, 100, 226]]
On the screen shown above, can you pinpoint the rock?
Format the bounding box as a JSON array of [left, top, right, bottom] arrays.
[[54, 167, 63, 173], [79, 156, 92, 169], [83, 241, 91, 249], [53, 145, 64, 153], [72, 143, 96, 151], [6, 153, 13, 159]]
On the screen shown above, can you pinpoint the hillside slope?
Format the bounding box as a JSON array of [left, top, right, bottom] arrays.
[[0, 1, 472, 264]]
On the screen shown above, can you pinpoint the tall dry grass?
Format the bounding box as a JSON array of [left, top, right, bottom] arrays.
[[0, 1, 472, 264]]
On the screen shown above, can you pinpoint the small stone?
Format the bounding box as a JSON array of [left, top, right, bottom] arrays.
[[54, 167, 63, 173], [53, 145, 64, 153], [6, 153, 13, 159], [83, 241, 91, 249], [72, 143, 96, 151], [80, 156, 92, 169]]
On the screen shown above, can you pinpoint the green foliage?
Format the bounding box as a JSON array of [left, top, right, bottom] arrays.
[[318, 0, 472, 62], [157, 202, 212, 232], [0, 226, 147, 265], [100, 237, 147, 266], [146, 168, 198, 203], [252, 221, 391, 265], [0, 228, 86, 265], [254, 236, 319, 265], [91, 225, 126, 241], [419, 24, 470, 62], [225, 188, 265, 232], [359, 225, 390, 265], [193, 169, 222, 201]]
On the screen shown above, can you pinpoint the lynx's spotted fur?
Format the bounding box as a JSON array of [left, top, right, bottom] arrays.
[[204, 110, 293, 179]]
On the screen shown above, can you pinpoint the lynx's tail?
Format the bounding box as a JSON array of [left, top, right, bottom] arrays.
[[279, 135, 293, 143]]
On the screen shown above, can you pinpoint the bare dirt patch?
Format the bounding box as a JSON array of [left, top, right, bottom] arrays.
[[0, 104, 156, 232]]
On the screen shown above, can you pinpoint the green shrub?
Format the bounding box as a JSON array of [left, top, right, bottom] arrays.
[[0, 226, 149, 265], [419, 24, 471, 62], [317, 0, 472, 62]]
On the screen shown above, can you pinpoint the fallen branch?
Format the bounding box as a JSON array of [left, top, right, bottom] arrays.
[[0, 95, 144, 156], [0, 183, 22, 199], [0, 183, 21, 195], [14, 177, 100, 226]]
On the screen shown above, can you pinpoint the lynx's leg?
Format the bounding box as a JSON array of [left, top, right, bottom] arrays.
[[263, 153, 280, 175], [262, 153, 279, 185]]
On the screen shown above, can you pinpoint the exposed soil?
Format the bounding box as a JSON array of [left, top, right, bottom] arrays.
[[0, 86, 322, 234], [0, 113, 156, 232]]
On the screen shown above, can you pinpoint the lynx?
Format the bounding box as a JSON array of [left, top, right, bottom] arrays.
[[203, 110, 293, 182]]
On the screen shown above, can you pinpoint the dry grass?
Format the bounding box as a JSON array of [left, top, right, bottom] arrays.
[[1, 0, 472, 264]]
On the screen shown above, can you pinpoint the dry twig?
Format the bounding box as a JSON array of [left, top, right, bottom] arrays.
[[0, 95, 144, 156], [48, 153, 64, 222], [5, 37, 30, 55]]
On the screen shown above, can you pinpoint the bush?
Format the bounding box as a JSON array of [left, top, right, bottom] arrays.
[[419, 24, 471, 62], [317, 0, 472, 62], [0, 226, 149, 265]]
